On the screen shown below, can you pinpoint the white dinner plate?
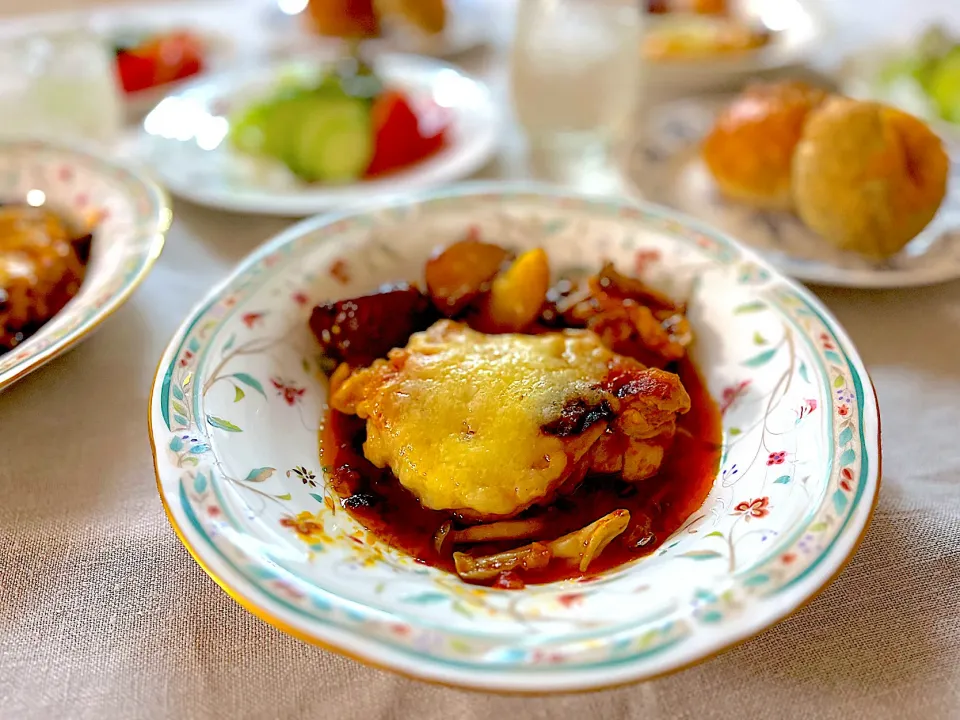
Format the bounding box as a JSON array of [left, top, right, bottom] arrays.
[[629, 96, 960, 288], [138, 52, 499, 216], [150, 182, 879, 692]]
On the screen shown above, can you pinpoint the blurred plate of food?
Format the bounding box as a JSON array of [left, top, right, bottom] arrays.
[[0, 140, 170, 391], [108, 27, 233, 118], [1, 7, 242, 121], [268, 0, 488, 60], [138, 50, 499, 216], [839, 23, 960, 144], [641, 0, 824, 92], [629, 81, 960, 288]]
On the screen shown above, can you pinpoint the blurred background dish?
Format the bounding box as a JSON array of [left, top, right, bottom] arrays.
[[266, 0, 489, 60], [0, 140, 169, 390], [630, 90, 960, 287], [109, 26, 234, 118], [639, 0, 825, 93], [138, 51, 498, 215]]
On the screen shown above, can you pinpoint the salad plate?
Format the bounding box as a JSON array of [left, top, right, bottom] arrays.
[[630, 96, 960, 288], [138, 52, 499, 216], [149, 183, 879, 692], [0, 140, 170, 391]]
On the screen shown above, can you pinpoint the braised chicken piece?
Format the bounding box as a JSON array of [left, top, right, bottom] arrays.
[[0, 206, 91, 351], [311, 237, 717, 587], [543, 262, 692, 368], [331, 320, 691, 522]]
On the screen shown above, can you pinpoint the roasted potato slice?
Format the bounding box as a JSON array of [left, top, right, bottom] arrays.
[[425, 238, 510, 316], [473, 248, 550, 333]]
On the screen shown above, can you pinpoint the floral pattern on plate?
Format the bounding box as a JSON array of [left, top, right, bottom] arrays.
[[149, 184, 879, 693], [0, 140, 170, 390]]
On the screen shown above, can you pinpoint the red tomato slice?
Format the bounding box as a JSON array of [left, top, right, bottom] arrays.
[[151, 32, 205, 85], [365, 91, 450, 177], [366, 90, 422, 176], [116, 51, 157, 93], [117, 31, 205, 94]]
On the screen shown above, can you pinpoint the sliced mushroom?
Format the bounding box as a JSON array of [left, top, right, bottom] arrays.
[[452, 509, 630, 581], [450, 517, 550, 544], [548, 509, 631, 572], [454, 542, 552, 581], [433, 520, 453, 555]]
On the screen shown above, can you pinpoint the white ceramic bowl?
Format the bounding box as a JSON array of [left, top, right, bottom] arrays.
[[0, 140, 170, 391], [149, 184, 880, 692]]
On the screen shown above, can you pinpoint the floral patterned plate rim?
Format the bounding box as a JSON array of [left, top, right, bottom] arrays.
[[629, 96, 960, 289], [149, 182, 880, 693], [0, 139, 170, 391], [138, 52, 499, 217]]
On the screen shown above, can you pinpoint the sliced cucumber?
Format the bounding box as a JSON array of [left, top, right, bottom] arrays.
[[228, 104, 269, 155], [291, 98, 373, 183], [260, 95, 319, 163], [229, 75, 376, 182]]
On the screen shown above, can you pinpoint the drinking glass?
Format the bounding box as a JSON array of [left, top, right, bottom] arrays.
[[510, 0, 643, 191], [0, 29, 123, 147]]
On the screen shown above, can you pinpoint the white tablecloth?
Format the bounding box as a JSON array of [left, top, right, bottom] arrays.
[[2, 1, 960, 718]]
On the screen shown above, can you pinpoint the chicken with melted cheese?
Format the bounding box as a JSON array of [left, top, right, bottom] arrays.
[[331, 320, 691, 521]]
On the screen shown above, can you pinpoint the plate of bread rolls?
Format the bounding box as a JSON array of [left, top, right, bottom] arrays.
[[630, 81, 960, 287]]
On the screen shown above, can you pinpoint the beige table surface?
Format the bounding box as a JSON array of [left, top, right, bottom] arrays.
[[2, 1, 960, 718]]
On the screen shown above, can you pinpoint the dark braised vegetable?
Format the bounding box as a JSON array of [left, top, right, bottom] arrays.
[[309, 283, 434, 367]]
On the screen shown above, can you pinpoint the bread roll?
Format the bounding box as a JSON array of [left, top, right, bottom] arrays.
[[701, 81, 828, 209], [792, 96, 949, 259]]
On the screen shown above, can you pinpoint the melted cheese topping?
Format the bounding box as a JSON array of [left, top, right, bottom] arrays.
[[333, 321, 619, 517]]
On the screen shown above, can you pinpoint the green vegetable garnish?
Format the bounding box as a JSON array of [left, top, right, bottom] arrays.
[[228, 65, 378, 183], [874, 23, 960, 125]]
